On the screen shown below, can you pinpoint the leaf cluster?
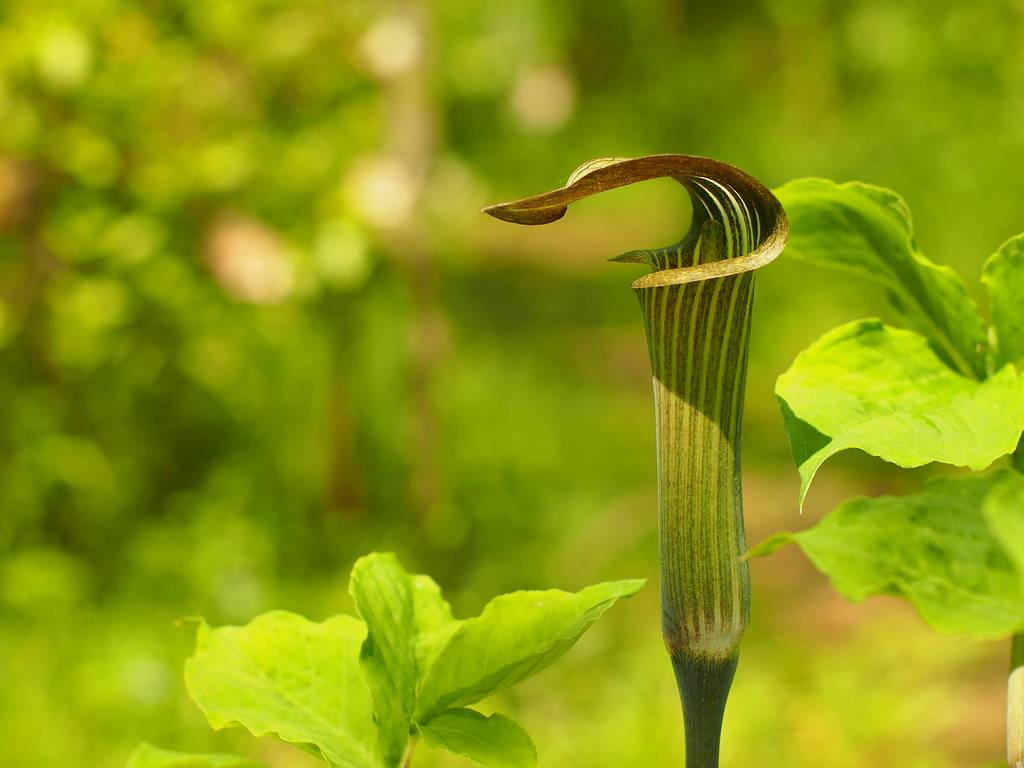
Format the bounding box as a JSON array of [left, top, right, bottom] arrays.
[[128, 553, 643, 768], [754, 179, 1024, 639]]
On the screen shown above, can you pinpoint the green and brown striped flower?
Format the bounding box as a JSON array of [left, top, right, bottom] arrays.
[[485, 155, 787, 768]]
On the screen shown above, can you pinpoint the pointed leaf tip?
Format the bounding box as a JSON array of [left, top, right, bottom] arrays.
[[481, 202, 567, 225]]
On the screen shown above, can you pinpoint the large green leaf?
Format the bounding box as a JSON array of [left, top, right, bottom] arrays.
[[184, 612, 379, 768], [349, 554, 419, 767], [983, 233, 1024, 371], [418, 709, 537, 768], [415, 579, 644, 719], [749, 472, 1024, 638], [127, 744, 263, 768], [777, 319, 1024, 505], [774, 178, 987, 377]]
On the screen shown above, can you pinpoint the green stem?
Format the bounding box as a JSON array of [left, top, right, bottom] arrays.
[[672, 655, 740, 767], [401, 736, 419, 768]]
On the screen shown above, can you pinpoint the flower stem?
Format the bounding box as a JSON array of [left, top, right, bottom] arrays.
[[672, 654, 740, 768]]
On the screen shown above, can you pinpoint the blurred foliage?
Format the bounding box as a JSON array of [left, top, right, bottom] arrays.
[[0, 0, 1021, 766]]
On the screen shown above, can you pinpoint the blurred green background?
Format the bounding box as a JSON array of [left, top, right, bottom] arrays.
[[1, 1, 1021, 766]]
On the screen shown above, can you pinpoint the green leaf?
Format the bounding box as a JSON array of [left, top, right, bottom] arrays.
[[777, 319, 1024, 505], [410, 573, 461, 675], [418, 709, 537, 768], [748, 472, 1024, 638], [347, 553, 462, 765], [127, 744, 263, 768], [774, 178, 987, 378], [415, 579, 644, 719], [349, 553, 419, 767], [984, 470, 1024, 586], [184, 611, 379, 768], [983, 233, 1024, 370]]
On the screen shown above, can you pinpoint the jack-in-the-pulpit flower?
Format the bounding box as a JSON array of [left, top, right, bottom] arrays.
[[485, 155, 788, 768]]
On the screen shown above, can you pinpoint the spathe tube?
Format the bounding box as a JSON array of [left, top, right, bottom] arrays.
[[485, 154, 789, 768]]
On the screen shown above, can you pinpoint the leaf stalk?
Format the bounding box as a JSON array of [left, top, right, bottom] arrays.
[[401, 735, 419, 768]]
